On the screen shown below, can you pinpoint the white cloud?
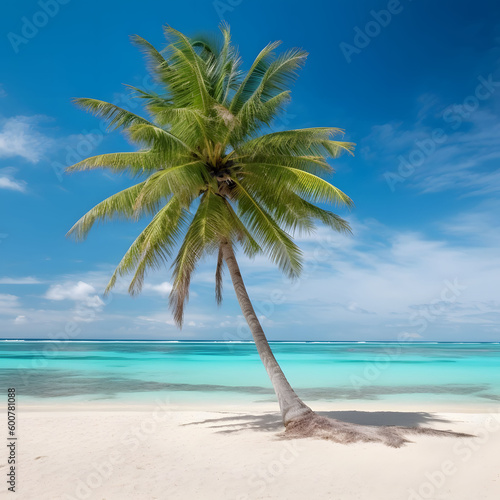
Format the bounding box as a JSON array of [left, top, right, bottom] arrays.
[[45, 281, 104, 309], [0, 294, 20, 310], [137, 314, 176, 326], [14, 315, 27, 324], [54, 268, 174, 298], [1, 205, 498, 340], [143, 281, 173, 296], [137, 311, 211, 329], [0, 115, 53, 163], [0, 177, 26, 192], [0, 294, 23, 320], [441, 199, 500, 246], [0, 276, 41, 285], [400, 332, 423, 340], [230, 211, 500, 341], [0, 168, 27, 193]]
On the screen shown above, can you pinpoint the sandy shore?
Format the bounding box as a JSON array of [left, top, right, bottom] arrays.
[[1, 402, 500, 499]]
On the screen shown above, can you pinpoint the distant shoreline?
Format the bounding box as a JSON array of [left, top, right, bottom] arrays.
[[1, 339, 499, 344]]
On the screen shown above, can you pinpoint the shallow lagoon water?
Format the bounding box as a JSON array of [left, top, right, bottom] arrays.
[[1, 341, 499, 407]]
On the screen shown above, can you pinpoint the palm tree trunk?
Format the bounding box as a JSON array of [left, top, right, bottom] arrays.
[[221, 241, 313, 426]]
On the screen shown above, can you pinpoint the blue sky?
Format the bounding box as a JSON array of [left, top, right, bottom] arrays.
[[0, 0, 499, 341]]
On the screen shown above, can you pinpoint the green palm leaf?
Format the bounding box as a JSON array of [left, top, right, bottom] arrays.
[[163, 25, 214, 114], [231, 179, 302, 278], [105, 196, 188, 295], [66, 181, 148, 241], [239, 127, 354, 158], [241, 163, 354, 207], [170, 190, 233, 323], [66, 152, 163, 176], [73, 98, 152, 131], [229, 41, 281, 114], [130, 34, 170, 84]]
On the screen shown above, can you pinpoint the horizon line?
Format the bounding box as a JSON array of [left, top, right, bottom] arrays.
[[0, 339, 499, 344]]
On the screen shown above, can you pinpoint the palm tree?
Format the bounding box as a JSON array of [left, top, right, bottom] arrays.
[[66, 25, 466, 446]]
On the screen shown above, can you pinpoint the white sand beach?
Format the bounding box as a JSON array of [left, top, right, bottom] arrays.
[[2, 402, 500, 500]]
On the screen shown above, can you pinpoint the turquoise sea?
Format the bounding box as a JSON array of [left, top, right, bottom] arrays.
[[1, 341, 500, 407]]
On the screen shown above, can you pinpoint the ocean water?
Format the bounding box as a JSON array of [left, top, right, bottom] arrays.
[[1, 341, 499, 407]]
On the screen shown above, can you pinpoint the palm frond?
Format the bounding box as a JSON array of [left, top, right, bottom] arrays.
[[163, 25, 213, 113], [231, 179, 302, 278], [130, 35, 170, 83], [66, 151, 162, 176], [125, 86, 173, 108], [295, 197, 352, 234], [222, 197, 261, 257], [66, 181, 148, 241], [193, 23, 242, 104], [73, 98, 152, 131], [239, 127, 354, 159], [237, 153, 333, 174], [169, 190, 234, 324], [236, 48, 307, 128], [105, 196, 188, 295], [235, 175, 315, 235], [240, 163, 354, 208], [133, 161, 213, 210], [229, 41, 282, 114], [233, 91, 291, 140], [125, 123, 195, 157], [68, 25, 355, 330]]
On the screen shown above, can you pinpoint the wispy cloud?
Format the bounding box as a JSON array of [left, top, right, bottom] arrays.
[[0, 276, 42, 284], [0, 294, 21, 317], [137, 311, 213, 329], [0, 115, 53, 163], [143, 281, 173, 296], [1, 207, 499, 340], [230, 212, 500, 340], [367, 85, 500, 195], [0, 167, 27, 193], [441, 199, 500, 245]]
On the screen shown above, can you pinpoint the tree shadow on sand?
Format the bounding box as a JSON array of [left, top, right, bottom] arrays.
[[183, 410, 473, 448]]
